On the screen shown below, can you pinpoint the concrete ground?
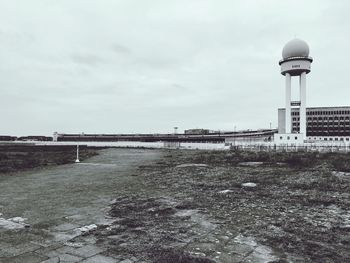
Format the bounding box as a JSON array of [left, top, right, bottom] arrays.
[[0, 148, 161, 263]]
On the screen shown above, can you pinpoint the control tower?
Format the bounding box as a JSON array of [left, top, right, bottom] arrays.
[[276, 38, 313, 144]]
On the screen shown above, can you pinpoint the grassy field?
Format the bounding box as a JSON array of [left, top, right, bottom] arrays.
[[1, 147, 349, 262], [0, 145, 97, 173], [89, 150, 350, 262]]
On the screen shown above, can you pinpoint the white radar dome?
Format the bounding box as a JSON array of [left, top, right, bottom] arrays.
[[282, 38, 310, 59]]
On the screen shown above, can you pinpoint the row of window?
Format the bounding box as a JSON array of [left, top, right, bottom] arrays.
[[308, 137, 350, 141], [308, 110, 350, 115], [307, 124, 350, 127], [292, 128, 350, 135], [292, 122, 350, 126], [324, 137, 350, 141], [292, 117, 350, 121], [279, 136, 300, 140], [308, 130, 350, 133], [307, 127, 350, 129], [309, 117, 350, 120], [308, 131, 350, 133], [307, 125, 350, 127], [308, 132, 350, 136], [291, 110, 350, 116]]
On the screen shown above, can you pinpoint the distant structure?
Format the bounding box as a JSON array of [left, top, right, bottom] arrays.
[[278, 106, 350, 142], [225, 129, 276, 145], [0, 136, 16, 141], [275, 38, 313, 144], [184, 129, 210, 135], [53, 132, 59, 142], [53, 129, 276, 143]]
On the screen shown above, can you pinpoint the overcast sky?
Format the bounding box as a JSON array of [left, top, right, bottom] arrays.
[[1, 0, 349, 136]]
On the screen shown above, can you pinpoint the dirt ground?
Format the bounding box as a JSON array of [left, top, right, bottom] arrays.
[[87, 150, 350, 262]]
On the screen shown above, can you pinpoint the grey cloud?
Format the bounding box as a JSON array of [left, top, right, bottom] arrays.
[[71, 53, 104, 66], [111, 44, 131, 54], [0, 0, 349, 135]]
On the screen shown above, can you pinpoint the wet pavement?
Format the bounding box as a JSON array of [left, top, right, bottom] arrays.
[[0, 148, 161, 263]]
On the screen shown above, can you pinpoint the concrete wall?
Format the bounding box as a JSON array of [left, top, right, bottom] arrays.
[[274, 133, 304, 145], [278, 109, 286, 134]]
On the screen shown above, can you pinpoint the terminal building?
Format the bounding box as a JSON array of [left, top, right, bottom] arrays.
[[278, 106, 350, 141]]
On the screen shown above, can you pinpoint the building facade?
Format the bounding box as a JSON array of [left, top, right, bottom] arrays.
[[278, 106, 350, 141]]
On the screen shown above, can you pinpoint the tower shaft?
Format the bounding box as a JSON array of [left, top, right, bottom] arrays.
[[299, 72, 307, 135], [285, 73, 291, 133]]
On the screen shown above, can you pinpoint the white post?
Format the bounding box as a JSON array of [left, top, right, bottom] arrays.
[[285, 73, 292, 133], [300, 72, 307, 138], [75, 142, 80, 163]]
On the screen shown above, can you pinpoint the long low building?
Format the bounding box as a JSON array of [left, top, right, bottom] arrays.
[[278, 106, 350, 141], [53, 129, 277, 143]]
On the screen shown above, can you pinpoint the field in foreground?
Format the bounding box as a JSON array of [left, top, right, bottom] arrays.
[[82, 150, 350, 262], [1, 148, 349, 262]]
